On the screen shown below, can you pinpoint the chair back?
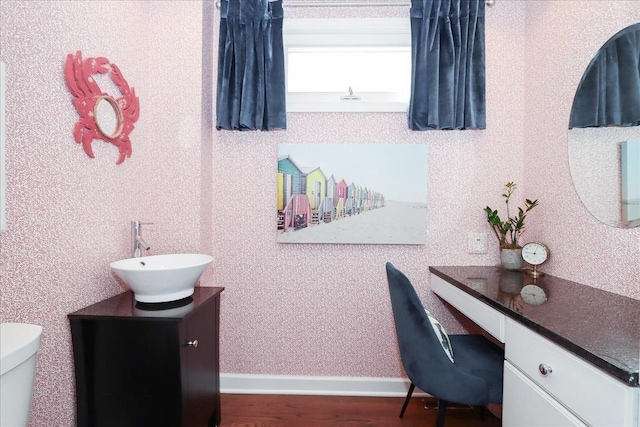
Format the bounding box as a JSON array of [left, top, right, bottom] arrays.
[[385, 262, 457, 395]]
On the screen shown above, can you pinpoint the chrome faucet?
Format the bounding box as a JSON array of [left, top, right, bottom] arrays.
[[131, 221, 152, 258]]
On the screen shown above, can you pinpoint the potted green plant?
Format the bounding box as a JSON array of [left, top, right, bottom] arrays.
[[485, 182, 538, 269]]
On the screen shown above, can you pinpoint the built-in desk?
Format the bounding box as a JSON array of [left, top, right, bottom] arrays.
[[429, 266, 639, 427]]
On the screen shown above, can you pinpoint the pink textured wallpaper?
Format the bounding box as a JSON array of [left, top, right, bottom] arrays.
[[211, 1, 526, 379], [522, 1, 640, 296], [0, 1, 639, 425], [0, 1, 204, 425]]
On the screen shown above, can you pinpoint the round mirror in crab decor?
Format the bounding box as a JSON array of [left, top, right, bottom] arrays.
[[64, 51, 140, 165], [568, 23, 640, 228]]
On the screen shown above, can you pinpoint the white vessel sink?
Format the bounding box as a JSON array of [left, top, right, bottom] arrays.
[[110, 254, 213, 303]]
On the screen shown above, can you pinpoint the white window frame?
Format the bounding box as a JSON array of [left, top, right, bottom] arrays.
[[283, 18, 411, 113]]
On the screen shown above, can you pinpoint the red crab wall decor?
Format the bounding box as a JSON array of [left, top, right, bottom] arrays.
[[64, 51, 139, 165]]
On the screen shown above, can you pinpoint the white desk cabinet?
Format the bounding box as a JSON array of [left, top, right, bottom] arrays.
[[429, 267, 640, 427], [503, 361, 585, 426], [505, 318, 636, 426], [431, 274, 505, 343]]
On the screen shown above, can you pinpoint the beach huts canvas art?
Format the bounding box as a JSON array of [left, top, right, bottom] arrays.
[[277, 143, 428, 245]]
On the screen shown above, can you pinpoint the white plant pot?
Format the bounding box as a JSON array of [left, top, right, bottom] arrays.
[[500, 248, 523, 270]]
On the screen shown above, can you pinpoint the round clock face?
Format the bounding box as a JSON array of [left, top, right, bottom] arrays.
[[521, 242, 549, 266], [520, 284, 547, 306]]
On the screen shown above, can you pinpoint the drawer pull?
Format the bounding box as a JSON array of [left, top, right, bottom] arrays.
[[538, 363, 552, 377], [187, 339, 199, 348]]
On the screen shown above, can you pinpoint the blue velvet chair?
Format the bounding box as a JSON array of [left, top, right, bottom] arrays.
[[385, 262, 504, 426]]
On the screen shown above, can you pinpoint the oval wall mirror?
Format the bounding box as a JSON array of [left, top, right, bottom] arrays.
[[568, 23, 640, 228], [94, 95, 124, 140]]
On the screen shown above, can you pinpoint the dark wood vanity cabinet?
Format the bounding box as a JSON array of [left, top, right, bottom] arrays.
[[68, 287, 224, 427]]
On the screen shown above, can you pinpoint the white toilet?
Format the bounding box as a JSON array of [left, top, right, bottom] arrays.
[[0, 323, 43, 427]]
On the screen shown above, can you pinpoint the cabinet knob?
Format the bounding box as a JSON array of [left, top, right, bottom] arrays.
[[187, 339, 199, 348], [538, 363, 552, 377]]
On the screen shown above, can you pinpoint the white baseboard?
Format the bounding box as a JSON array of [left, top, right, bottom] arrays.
[[220, 373, 429, 397]]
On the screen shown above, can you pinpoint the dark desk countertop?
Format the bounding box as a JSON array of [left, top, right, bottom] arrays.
[[429, 266, 640, 387]]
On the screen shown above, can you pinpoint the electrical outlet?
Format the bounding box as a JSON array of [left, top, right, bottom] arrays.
[[469, 280, 487, 292], [468, 232, 487, 254]]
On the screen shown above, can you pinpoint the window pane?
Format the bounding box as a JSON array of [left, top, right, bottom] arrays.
[[283, 18, 411, 112], [287, 46, 410, 95]]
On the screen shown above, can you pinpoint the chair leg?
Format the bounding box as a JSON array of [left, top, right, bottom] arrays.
[[399, 382, 415, 418], [436, 399, 448, 427]]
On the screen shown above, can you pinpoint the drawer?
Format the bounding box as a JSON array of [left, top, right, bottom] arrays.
[[503, 361, 586, 427], [430, 274, 505, 342], [506, 318, 638, 426]]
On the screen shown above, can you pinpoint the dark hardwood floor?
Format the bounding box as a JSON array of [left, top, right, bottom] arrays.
[[220, 394, 502, 427]]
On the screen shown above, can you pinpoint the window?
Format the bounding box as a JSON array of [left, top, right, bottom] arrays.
[[283, 18, 411, 113]]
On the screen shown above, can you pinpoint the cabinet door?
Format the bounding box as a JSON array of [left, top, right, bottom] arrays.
[[71, 318, 183, 427], [183, 297, 220, 427], [503, 362, 586, 427], [506, 318, 637, 426]]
